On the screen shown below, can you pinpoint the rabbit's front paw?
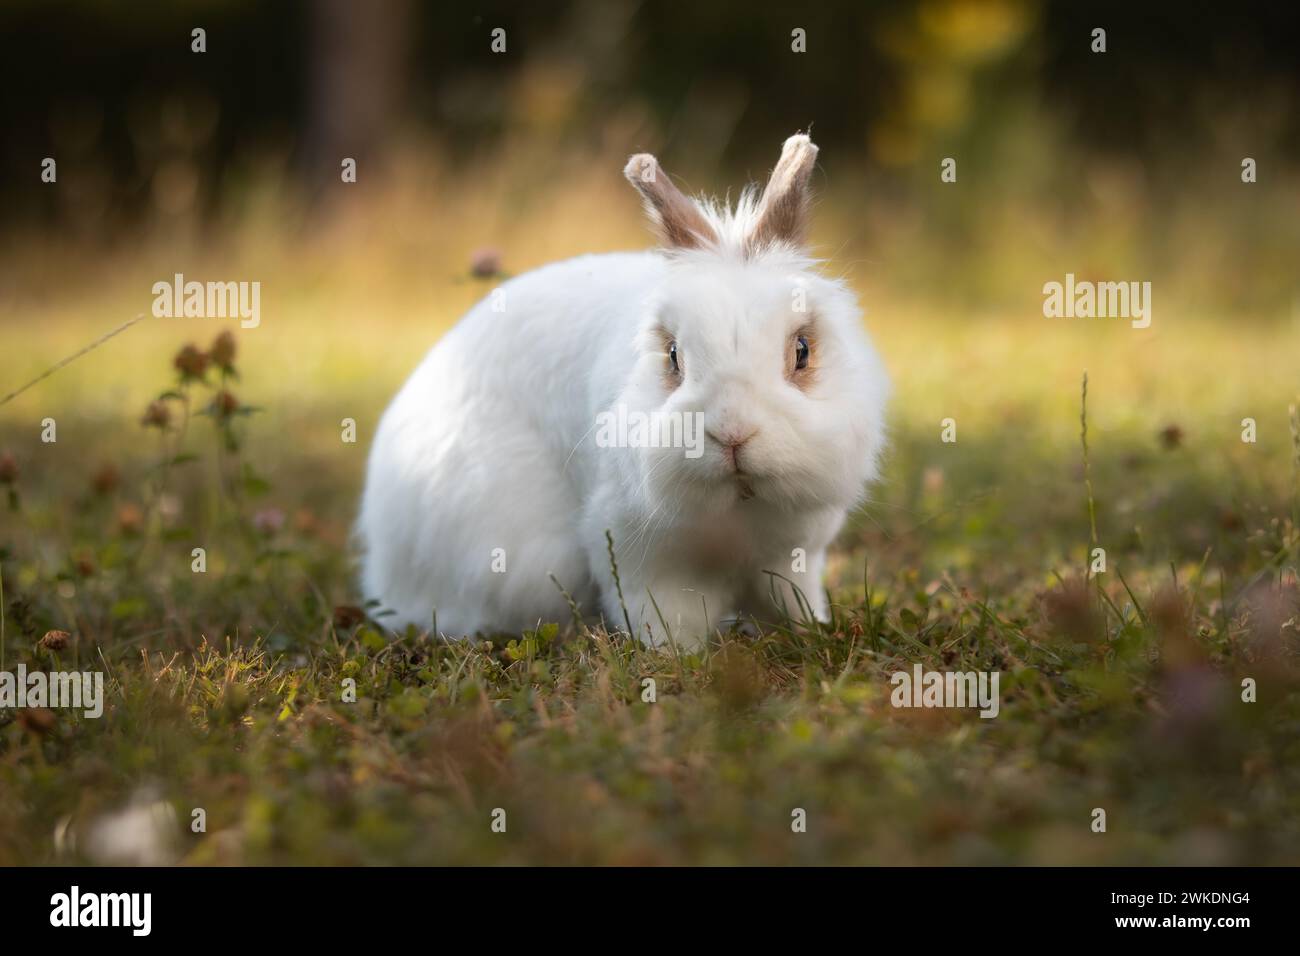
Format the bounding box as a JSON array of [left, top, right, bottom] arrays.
[[616, 585, 725, 651]]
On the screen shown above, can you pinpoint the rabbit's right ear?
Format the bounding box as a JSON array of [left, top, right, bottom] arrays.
[[748, 133, 819, 253], [624, 154, 718, 250]]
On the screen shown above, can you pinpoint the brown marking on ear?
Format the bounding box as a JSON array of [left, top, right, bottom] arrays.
[[624, 153, 719, 250], [748, 133, 819, 254]]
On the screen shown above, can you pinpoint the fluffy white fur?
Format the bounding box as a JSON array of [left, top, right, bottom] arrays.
[[358, 134, 890, 647]]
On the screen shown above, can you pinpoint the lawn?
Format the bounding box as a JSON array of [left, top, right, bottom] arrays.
[[2, 168, 1299, 865]]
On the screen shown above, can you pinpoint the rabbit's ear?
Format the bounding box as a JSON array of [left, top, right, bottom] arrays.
[[624, 153, 718, 250], [748, 133, 819, 253]]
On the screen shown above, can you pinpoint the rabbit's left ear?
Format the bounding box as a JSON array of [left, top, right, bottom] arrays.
[[624, 153, 719, 250], [748, 133, 819, 253]]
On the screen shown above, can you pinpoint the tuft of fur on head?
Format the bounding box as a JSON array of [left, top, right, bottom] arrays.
[[688, 188, 767, 260]]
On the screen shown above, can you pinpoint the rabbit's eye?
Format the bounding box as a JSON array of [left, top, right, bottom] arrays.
[[794, 335, 810, 370], [668, 341, 680, 373]]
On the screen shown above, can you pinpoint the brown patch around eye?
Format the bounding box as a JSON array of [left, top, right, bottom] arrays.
[[786, 325, 817, 389]]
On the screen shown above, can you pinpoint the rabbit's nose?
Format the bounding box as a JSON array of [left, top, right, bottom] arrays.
[[706, 428, 758, 471], [706, 427, 757, 448]]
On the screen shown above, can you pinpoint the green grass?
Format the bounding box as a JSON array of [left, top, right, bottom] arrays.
[[2, 190, 1300, 864]]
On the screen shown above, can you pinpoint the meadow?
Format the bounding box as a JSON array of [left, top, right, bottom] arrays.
[[1, 149, 1298, 865]]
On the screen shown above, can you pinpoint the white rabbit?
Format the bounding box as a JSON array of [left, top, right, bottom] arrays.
[[358, 133, 889, 648]]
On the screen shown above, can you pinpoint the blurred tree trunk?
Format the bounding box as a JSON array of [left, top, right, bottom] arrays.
[[303, 0, 412, 211]]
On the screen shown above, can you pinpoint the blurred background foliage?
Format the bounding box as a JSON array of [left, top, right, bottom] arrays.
[[1, 0, 1297, 315]]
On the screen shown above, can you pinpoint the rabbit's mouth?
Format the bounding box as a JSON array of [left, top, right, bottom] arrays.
[[717, 453, 756, 500]]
